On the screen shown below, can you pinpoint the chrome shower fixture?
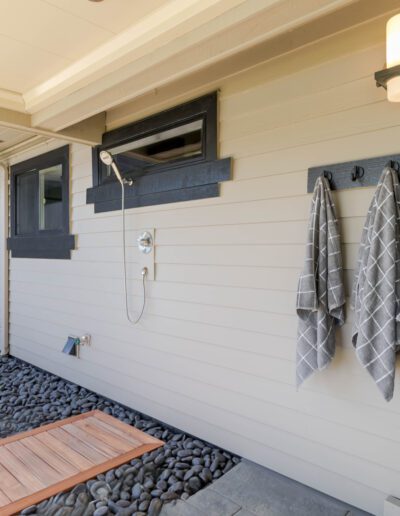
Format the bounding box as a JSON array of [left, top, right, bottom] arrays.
[[137, 231, 153, 254], [99, 150, 133, 186], [99, 150, 147, 324]]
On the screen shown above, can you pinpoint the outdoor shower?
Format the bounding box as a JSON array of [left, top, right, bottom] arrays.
[[99, 150, 149, 324]]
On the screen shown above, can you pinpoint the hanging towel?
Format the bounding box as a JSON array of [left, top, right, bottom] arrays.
[[296, 176, 345, 387], [351, 167, 400, 402]]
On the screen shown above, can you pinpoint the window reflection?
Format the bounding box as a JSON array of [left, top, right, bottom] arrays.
[[39, 164, 63, 231], [105, 119, 203, 177]]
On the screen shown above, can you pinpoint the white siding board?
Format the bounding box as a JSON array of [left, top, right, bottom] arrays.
[[8, 26, 400, 515], [10, 313, 400, 438], [233, 125, 400, 181], [9, 311, 400, 431], [222, 101, 400, 159], [7, 299, 389, 409], [220, 42, 385, 112], [10, 277, 299, 314], [220, 76, 383, 139], [221, 77, 385, 142], [71, 193, 370, 229]]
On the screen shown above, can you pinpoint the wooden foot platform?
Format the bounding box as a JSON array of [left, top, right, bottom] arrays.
[[0, 410, 164, 515]]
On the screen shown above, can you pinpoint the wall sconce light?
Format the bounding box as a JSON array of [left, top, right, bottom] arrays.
[[375, 14, 400, 101]]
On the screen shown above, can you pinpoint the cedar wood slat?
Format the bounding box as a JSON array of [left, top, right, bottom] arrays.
[[22, 436, 80, 477], [35, 432, 94, 471], [49, 427, 110, 464], [87, 417, 142, 447], [61, 423, 119, 458], [75, 419, 133, 453], [5, 441, 64, 486], [0, 447, 45, 492], [0, 492, 10, 507], [0, 461, 30, 501], [0, 410, 163, 515]]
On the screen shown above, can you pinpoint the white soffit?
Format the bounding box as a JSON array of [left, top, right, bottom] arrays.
[[0, 0, 394, 138]]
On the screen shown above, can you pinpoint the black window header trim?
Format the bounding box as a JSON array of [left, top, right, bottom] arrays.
[[89, 92, 231, 212]]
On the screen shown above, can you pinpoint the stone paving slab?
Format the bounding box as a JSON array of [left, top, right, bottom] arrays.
[[161, 460, 373, 516], [187, 488, 241, 514], [161, 500, 207, 516]]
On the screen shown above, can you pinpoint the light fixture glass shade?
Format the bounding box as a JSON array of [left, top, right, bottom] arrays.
[[386, 14, 400, 101]]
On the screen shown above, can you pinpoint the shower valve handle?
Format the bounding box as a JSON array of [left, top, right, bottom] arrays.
[[137, 231, 153, 254]]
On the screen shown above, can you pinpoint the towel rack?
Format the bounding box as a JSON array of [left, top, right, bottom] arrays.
[[308, 153, 400, 193]]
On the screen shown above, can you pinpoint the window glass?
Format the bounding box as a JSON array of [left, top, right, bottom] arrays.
[[103, 119, 203, 178], [38, 164, 63, 230], [16, 172, 36, 235]]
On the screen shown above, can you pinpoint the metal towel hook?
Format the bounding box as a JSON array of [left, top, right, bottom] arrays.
[[351, 165, 364, 181], [386, 160, 400, 172], [322, 170, 332, 182]]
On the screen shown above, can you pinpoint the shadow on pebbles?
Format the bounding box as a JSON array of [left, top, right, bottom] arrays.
[[0, 357, 239, 516]]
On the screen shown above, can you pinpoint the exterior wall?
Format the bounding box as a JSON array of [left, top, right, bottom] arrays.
[[0, 165, 8, 354], [8, 22, 400, 515]]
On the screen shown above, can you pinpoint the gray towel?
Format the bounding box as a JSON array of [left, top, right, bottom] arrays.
[[296, 176, 345, 387], [351, 167, 400, 401]]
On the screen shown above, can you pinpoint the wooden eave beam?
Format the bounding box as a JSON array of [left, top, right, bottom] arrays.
[[0, 109, 105, 146]]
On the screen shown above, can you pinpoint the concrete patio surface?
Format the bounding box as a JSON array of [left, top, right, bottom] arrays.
[[161, 460, 373, 516]]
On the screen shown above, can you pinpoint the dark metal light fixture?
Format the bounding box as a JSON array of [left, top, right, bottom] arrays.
[[375, 14, 400, 101]]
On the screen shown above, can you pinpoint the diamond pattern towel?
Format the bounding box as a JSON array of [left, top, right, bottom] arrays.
[[351, 167, 400, 401], [296, 176, 345, 387]]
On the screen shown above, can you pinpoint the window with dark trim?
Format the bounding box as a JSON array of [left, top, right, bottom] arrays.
[[87, 92, 231, 213], [8, 145, 75, 259]]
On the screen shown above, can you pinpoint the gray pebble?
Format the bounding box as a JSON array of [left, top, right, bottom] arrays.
[[0, 356, 239, 516], [148, 498, 163, 516], [77, 492, 91, 506], [65, 493, 76, 506], [138, 500, 150, 511], [55, 508, 73, 516], [188, 476, 202, 493], [131, 483, 143, 499], [116, 500, 130, 507]]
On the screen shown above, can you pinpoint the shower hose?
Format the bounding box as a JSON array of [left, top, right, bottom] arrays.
[[121, 181, 147, 324]]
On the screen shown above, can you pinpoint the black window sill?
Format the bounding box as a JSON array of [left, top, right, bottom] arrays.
[[7, 234, 75, 259], [87, 158, 231, 213]]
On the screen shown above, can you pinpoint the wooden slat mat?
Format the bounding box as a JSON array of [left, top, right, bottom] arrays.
[[0, 410, 163, 515]]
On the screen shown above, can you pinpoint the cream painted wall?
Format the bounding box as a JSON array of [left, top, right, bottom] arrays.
[[0, 164, 7, 354], [8, 22, 400, 516]]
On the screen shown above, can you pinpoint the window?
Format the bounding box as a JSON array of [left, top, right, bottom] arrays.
[[87, 92, 231, 212], [8, 146, 75, 259]]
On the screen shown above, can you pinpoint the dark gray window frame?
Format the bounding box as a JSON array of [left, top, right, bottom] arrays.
[[87, 92, 231, 213], [8, 145, 75, 259]]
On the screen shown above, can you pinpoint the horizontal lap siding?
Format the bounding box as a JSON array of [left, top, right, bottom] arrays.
[[9, 26, 400, 515]]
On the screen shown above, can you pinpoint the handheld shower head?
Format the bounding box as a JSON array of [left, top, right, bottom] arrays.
[[99, 150, 125, 186], [99, 151, 144, 324], [99, 150, 113, 166]]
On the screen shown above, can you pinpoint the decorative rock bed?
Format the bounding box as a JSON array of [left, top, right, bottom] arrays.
[[0, 356, 239, 516]]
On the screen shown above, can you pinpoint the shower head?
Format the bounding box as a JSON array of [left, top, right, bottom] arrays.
[[99, 150, 124, 186], [99, 150, 113, 166]]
